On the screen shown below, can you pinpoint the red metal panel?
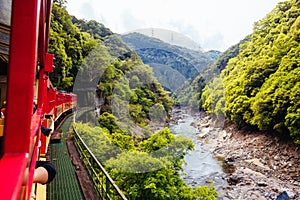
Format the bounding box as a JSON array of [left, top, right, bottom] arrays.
[[38, 69, 49, 155], [37, 69, 47, 112], [1, 0, 41, 199], [5, 0, 40, 155], [0, 153, 28, 199], [45, 53, 54, 72], [47, 86, 56, 113]]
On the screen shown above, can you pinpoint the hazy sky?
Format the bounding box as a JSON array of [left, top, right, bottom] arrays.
[[66, 0, 283, 51]]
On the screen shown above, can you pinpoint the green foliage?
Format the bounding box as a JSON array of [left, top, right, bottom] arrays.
[[109, 132, 135, 151], [175, 76, 206, 110], [201, 77, 226, 119], [104, 128, 216, 200], [199, 37, 247, 119], [95, 58, 174, 126], [49, 3, 98, 90], [148, 103, 167, 123], [175, 37, 246, 111], [98, 112, 120, 133], [106, 151, 167, 173], [73, 122, 121, 162], [224, 0, 300, 136], [72, 18, 113, 40], [75, 122, 217, 199], [200, 0, 300, 142], [139, 127, 174, 151], [107, 160, 217, 200], [78, 43, 112, 83]]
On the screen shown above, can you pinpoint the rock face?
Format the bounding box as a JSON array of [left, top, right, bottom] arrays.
[[206, 122, 300, 199]]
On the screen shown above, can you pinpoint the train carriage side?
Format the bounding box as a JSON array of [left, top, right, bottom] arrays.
[[0, 0, 76, 199]]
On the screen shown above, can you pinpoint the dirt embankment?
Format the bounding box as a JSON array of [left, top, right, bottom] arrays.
[[195, 115, 300, 200]]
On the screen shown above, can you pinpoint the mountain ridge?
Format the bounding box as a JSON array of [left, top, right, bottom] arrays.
[[120, 32, 221, 90], [125, 28, 203, 51]]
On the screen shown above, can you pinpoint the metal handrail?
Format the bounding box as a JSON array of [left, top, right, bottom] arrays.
[[72, 127, 127, 200]]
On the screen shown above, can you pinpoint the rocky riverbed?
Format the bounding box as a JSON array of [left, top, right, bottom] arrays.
[[170, 107, 300, 199], [194, 114, 300, 199]]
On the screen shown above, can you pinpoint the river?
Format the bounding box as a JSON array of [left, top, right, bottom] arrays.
[[169, 109, 228, 199]]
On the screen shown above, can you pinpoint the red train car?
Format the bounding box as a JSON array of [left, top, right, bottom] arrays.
[[0, 0, 76, 199]]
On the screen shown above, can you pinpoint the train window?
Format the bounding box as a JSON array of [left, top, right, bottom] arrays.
[[0, 0, 11, 157], [0, 0, 11, 71]]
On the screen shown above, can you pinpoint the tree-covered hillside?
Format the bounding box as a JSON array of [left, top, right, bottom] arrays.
[[174, 37, 248, 110], [202, 0, 300, 143], [49, 2, 98, 91]]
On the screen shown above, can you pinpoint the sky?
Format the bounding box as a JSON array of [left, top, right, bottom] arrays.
[[66, 0, 283, 52]]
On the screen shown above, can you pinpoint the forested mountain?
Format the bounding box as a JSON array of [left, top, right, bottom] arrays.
[[201, 0, 300, 143], [72, 18, 139, 61], [176, 37, 248, 110], [120, 32, 220, 90], [49, 1, 218, 199]]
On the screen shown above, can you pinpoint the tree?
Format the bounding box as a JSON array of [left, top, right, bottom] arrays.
[[49, 3, 97, 90], [205, 0, 300, 142]]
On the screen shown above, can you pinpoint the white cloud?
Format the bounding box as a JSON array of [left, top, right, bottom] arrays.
[[66, 0, 282, 51]]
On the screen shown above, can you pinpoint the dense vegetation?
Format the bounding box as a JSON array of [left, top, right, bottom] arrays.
[[49, 1, 218, 199], [201, 0, 300, 143], [49, 2, 98, 90]]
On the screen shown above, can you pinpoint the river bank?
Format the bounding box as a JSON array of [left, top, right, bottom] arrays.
[[171, 107, 300, 199]]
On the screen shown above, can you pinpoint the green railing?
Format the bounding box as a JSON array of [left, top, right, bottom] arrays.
[[72, 127, 127, 200]]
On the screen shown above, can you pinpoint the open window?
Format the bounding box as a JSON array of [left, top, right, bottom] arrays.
[[0, 0, 11, 157]]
